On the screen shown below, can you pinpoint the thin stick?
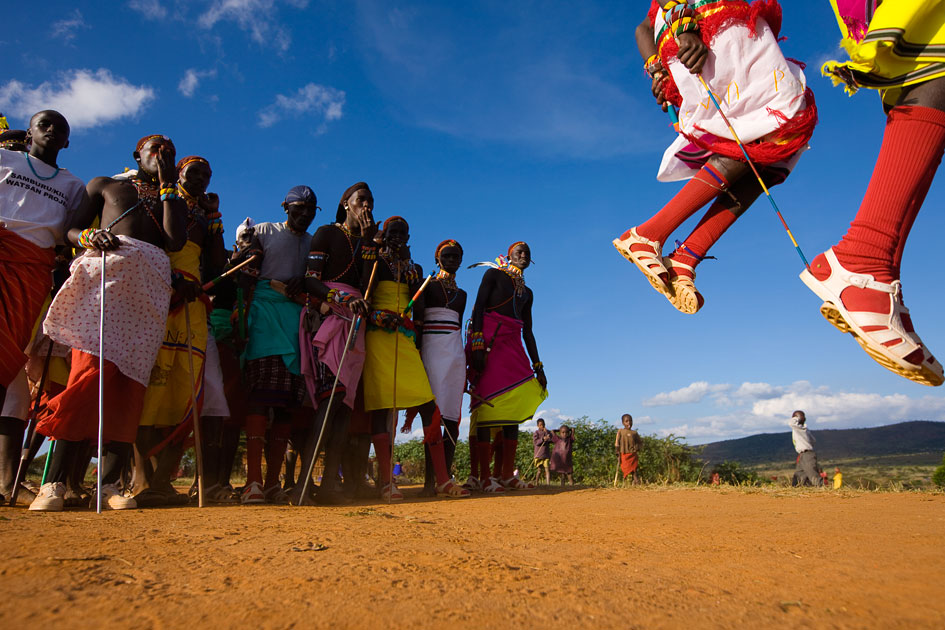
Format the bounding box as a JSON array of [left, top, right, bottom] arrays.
[[696, 74, 810, 270], [613, 460, 620, 487], [201, 254, 259, 291], [10, 343, 54, 506], [183, 305, 205, 508], [349, 260, 380, 351], [389, 267, 402, 504], [96, 250, 105, 514], [401, 271, 435, 316]]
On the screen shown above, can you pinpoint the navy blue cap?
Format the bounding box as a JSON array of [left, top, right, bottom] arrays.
[[284, 185, 317, 205]]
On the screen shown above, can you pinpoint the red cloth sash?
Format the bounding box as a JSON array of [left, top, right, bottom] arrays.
[[0, 227, 55, 386]]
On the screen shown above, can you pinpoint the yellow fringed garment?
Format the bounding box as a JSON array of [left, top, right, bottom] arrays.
[[362, 280, 434, 411], [823, 0, 945, 107], [139, 241, 208, 427]]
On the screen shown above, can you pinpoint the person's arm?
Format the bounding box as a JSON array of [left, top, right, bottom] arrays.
[[201, 192, 226, 279], [521, 288, 546, 389], [635, 18, 672, 113], [656, 1, 708, 74], [412, 263, 425, 350], [469, 269, 498, 374], [66, 178, 121, 251], [156, 146, 188, 252]]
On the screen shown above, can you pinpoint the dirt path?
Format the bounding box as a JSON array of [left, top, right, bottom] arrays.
[[1, 487, 943, 629]]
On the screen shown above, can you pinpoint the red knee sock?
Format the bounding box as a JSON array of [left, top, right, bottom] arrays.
[[832, 105, 945, 282], [264, 422, 290, 488], [492, 434, 504, 480], [423, 425, 450, 485], [476, 439, 492, 482], [468, 436, 479, 479], [502, 439, 518, 480], [372, 432, 392, 484], [245, 414, 267, 486], [669, 199, 740, 276], [631, 164, 729, 244]]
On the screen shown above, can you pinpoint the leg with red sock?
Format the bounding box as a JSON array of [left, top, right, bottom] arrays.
[[801, 89, 945, 385], [418, 401, 469, 498], [371, 410, 402, 501], [500, 424, 533, 489], [664, 171, 767, 313], [263, 414, 291, 504], [242, 411, 267, 504], [613, 162, 733, 297], [463, 431, 481, 490], [476, 427, 504, 493], [491, 430, 503, 481]]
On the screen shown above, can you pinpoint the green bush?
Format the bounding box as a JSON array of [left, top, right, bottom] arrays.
[[932, 452, 945, 488], [711, 460, 761, 486]]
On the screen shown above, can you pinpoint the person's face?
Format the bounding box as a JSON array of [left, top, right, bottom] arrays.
[[135, 139, 174, 176], [385, 220, 409, 252], [537, 420, 545, 430], [27, 111, 70, 153], [285, 201, 317, 232], [437, 245, 462, 274], [558, 427, 568, 437], [180, 161, 212, 196], [236, 228, 254, 249], [622, 417, 631, 429], [509, 244, 531, 270], [346, 189, 374, 218]]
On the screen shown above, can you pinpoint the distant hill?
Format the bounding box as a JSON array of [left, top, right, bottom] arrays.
[[697, 421, 945, 467]]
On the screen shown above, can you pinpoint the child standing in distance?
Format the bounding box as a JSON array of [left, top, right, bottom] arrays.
[[615, 414, 643, 484], [532, 418, 553, 485], [550, 425, 575, 486], [833, 467, 842, 490]]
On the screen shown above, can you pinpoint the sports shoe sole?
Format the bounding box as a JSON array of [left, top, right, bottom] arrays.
[[801, 270, 944, 387], [612, 238, 673, 300]]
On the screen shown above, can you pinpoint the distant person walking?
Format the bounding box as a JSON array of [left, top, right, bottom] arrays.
[[532, 418, 553, 485], [790, 411, 822, 486]]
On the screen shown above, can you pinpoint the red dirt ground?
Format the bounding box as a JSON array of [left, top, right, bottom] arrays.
[[1, 486, 943, 629]]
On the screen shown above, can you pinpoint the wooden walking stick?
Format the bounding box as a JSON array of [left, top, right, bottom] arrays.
[[96, 250, 106, 514], [296, 265, 379, 505], [613, 459, 621, 487], [183, 305, 206, 507], [201, 254, 259, 292], [9, 343, 54, 506]]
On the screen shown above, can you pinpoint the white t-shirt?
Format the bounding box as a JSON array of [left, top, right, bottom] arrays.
[[790, 418, 816, 453], [0, 149, 86, 249], [254, 221, 313, 283]]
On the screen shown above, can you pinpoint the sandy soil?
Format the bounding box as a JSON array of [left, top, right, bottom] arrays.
[[1, 486, 943, 629]]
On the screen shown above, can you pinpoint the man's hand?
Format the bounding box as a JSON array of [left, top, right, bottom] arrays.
[[156, 144, 178, 188], [675, 32, 708, 74], [651, 72, 670, 112], [535, 366, 547, 390], [90, 229, 121, 251], [285, 276, 305, 297], [351, 204, 376, 239], [348, 297, 370, 318], [200, 192, 220, 213], [172, 277, 202, 302]]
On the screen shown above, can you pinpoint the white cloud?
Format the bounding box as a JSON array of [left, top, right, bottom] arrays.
[[51, 9, 89, 44], [198, 0, 309, 53], [643, 381, 731, 407], [0, 69, 154, 131], [257, 83, 344, 131], [650, 379, 945, 443], [178, 68, 217, 97], [127, 0, 168, 20]]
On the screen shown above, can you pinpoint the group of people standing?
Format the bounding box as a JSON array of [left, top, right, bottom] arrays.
[[0, 115, 549, 511]]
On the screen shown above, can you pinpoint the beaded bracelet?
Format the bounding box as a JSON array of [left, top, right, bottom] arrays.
[[160, 190, 180, 202], [532, 361, 544, 371], [361, 244, 378, 261], [208, 220, 223, 234], [671, 14, 699, 38], [78, 228, 99, 249], [469, 330, 485, 352], [326, 288, 356, 305], [662, 0, 689, 24], [644, 54, 664, 78]]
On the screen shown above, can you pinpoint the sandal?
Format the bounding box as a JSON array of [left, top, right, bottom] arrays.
[[240, 481, 265, 505], [501, 477, 535, 490], [481, 477, 506, 493], [436, 479, 471, 498], [205, 483, 238, 504], [263, 484, 290, 505], [380, 482, 404, 502], [800, 248, 944, 386], [462, 475, 481, 491], [664, 257, 704, 314], [612, 228, 671, 297]]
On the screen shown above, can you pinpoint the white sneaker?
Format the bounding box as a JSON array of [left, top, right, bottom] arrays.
[[241, 481, 265, 504], [29, 482, 66, 512], [94, 483, 137, 510]]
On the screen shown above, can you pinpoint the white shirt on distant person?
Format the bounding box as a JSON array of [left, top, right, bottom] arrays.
[[789, 417, 815, 453]]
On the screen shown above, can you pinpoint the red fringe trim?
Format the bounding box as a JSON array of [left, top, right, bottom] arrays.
[[681, 88, 818, 165]]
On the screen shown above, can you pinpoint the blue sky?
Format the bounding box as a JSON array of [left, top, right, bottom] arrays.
[[4, 0, 945, 444]]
